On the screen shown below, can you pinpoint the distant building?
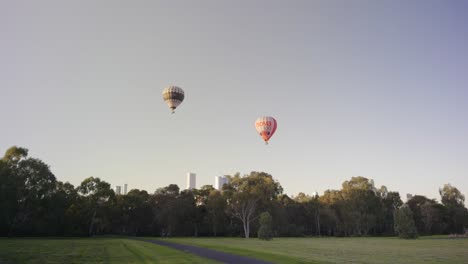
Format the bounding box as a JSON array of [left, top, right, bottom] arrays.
[[115, 186, 122, 195], [187, 172, 196, 190], [215, 176, 229, 191], [124, 184, 128, 195]]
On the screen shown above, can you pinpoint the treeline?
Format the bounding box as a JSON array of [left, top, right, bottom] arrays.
[[1, 146, 467, 238]]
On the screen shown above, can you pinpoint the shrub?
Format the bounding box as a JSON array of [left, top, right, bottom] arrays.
[[395, 204, 418, 239], [258, 212, 274, 240]]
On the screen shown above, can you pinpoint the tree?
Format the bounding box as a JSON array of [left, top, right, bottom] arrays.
[[440, 184, 465, 207], [115, 189, 152, 235], [341, 177, 382, 236], [46, 181, 79, 235], [152, 184, 198, 237], [406, 195, 436, 235], [342, 176, 376, 192], [293, 192, 321, 236], [176, 190, 197, 236], [77, 177, 114, 236], [2, 146, 28, 164], [395, 204, 418, 239], [224, 172, 282, 238], [206, 190, 227, 236], [152, 184, 180, 237], [319, 190, 341, 236], [306, 197, 322, 236], [420, 201, 437, 234], [193, 185, 215, 236], [258, 212, 274, 240], [439, 184, 468, 234], [274, 194, 305, 236], [2, 146, 467, 238], [380, 191, 402, 235], [0, 159, 15, 236], [3, 146, 57, 236]]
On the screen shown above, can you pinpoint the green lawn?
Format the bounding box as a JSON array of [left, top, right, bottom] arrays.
[[2, 237, 467, 264], [164, 236, 468, 264], [0, 238, 218, 264]]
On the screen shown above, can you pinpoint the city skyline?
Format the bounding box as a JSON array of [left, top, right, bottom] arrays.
[[1, 1, 467, 203]]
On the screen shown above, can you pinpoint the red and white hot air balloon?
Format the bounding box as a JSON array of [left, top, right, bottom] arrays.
[[255, 116, 277, 144]]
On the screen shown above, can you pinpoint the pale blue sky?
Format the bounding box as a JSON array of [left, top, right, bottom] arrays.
[[1, 0, 467, 202]]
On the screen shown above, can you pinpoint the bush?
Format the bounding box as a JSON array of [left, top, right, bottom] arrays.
[[258, 212, 274, 240], [395, 204, 418, 239]]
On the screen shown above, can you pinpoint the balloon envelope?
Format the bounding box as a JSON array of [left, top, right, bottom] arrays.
[[162, 86, 184, 113], [255, 116, 277, 143]]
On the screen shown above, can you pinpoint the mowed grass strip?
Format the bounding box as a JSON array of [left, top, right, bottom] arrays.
[[164, 236, 468, 264], [0, 238, 219, 264], [156, 237, 320, 264]]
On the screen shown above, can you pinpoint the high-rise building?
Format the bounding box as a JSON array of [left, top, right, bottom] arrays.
[[124, 184, 128, 195], [115, 186, 122, 195], [215, 176, 228, 191], [187, 172, 196, 190]]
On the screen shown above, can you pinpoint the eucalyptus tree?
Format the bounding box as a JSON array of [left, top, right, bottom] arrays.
[[1, 146, 57, 236], [77, 177, 114, 235], [206, 189, 227, 236], [224, 172, 282, 238], [439, 184, 468, 233]]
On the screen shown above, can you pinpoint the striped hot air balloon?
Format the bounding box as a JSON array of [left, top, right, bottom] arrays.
[[162, 86, 184, 113], [255, 116, 277, 144]]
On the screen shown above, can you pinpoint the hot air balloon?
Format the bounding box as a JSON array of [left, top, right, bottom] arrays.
[[162, 86, 184, 113], [255, 116, 277, 144]]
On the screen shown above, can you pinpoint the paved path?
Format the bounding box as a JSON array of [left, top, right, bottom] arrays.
[[137, 238, 273, 264]]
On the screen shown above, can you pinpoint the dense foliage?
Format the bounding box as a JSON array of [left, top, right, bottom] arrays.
[[1, 146, 467, 237], [394, 204, 418, 239], [258, 212, 274, 240]]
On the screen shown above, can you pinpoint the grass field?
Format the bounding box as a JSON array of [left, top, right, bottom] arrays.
[[0, 238, 218, 264], [165, 236, 468, 264], [1, 237, 467, 264]]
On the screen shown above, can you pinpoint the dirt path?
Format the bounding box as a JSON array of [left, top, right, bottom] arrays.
[[137, 238, 273, 264]]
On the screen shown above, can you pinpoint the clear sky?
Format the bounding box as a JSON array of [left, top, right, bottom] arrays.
[[1, 0, 467, 202]]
